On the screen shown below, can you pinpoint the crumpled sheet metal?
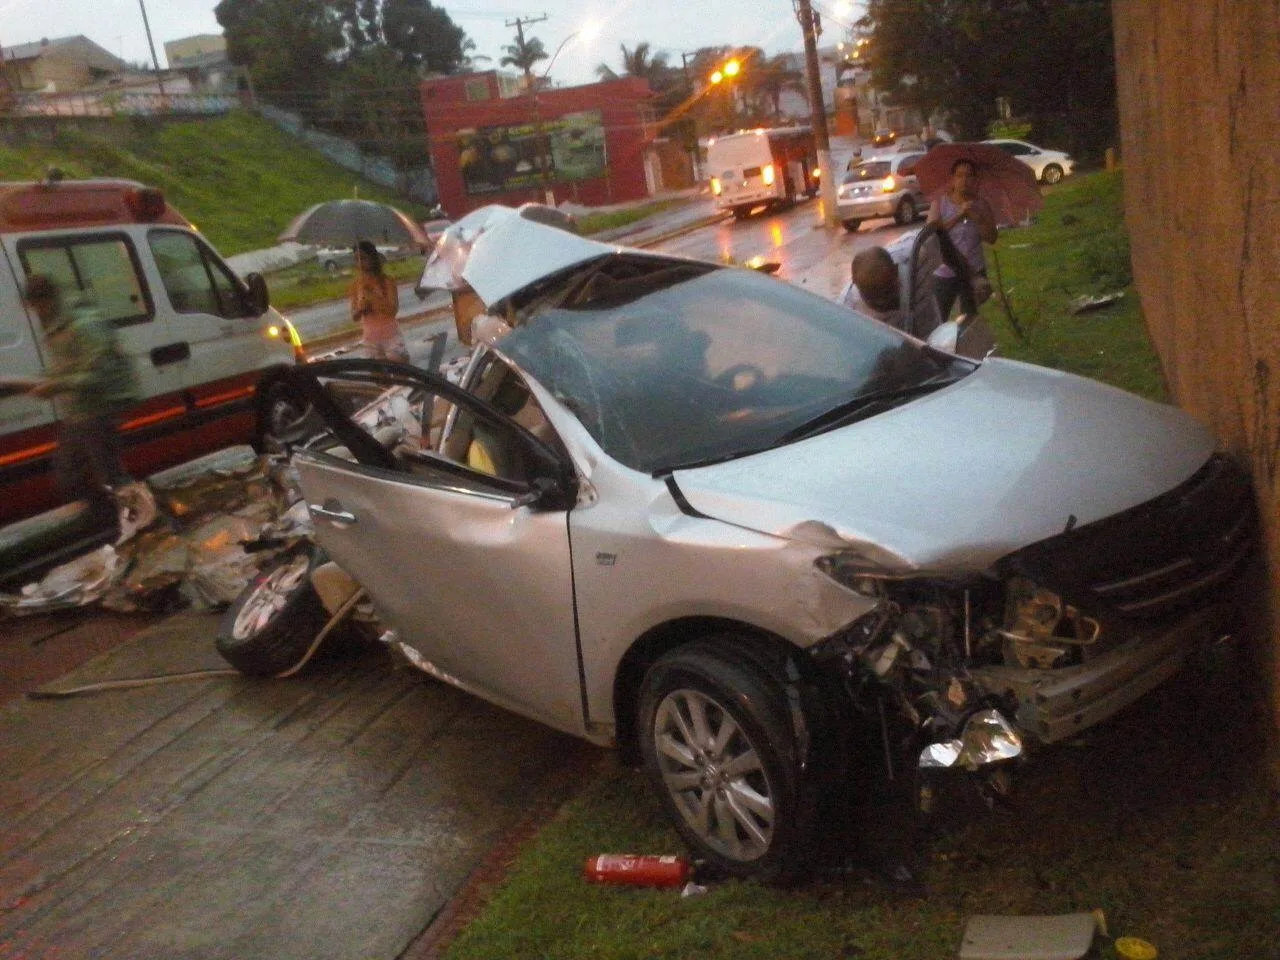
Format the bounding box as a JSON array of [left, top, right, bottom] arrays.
[[148, 445, 273, 527], [2, 448, 304, 617], [0, 546, 124, 613]]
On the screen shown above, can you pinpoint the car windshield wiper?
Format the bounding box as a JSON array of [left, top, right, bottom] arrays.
[[775, 372, 967, 445]]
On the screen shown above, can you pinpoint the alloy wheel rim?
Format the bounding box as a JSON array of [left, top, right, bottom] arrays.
[[653, 688, 775, 862], [232, 553, 311, 641]]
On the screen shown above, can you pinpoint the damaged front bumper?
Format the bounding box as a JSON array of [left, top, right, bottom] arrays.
[[969, 606, 1222, 744]]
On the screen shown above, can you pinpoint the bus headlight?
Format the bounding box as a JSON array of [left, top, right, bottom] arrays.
[[711, 177, 722, 196], [762, 163, 776, 186]]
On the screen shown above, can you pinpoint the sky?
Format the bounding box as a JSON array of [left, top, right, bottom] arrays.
[[0, 0, 865, 87]]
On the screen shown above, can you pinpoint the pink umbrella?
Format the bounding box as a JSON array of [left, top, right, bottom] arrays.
[[914, 142, 1043, 226]]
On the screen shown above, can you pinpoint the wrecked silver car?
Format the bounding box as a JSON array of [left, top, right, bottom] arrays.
[[255, 207, 1255, 881]]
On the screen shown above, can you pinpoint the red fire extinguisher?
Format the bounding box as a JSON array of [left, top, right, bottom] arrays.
[[583, 853, 691, 888]]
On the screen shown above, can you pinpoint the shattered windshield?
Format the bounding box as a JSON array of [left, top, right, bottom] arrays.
[[501, 263, 968, 474]]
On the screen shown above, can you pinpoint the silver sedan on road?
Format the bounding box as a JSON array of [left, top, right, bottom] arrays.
[[272, 207, 1255, 881]]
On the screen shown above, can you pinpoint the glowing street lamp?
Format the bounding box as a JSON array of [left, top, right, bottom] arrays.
[[723, 58, 741, 78]]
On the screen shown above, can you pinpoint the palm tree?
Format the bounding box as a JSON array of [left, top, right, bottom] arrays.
[[500, 34, 548, 77], [595, 42, 672, 88]]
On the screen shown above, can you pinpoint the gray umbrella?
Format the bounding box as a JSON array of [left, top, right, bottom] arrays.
[[278, 199, 431, 249]]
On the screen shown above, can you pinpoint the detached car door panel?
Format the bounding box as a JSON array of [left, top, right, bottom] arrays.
[[285, 359, 585, 735]]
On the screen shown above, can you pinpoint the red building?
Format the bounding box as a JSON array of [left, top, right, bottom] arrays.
[[420, 72, 657, 217]]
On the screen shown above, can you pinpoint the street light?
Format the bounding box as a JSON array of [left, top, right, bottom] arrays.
[[532, 22, 600, 206]]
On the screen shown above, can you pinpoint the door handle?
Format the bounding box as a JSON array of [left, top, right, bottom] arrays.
[[150, 342, 191, 366], [308, 502, 358, 525]]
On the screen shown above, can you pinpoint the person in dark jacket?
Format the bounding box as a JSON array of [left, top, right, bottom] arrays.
[[24, 274, 138, 524]]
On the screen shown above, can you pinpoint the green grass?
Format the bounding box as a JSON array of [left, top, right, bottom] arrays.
[[439, 170, 1277, 960], [266, 256, 425, 312], [574, 198, 685, 236], [979, 171, 1166, 401], [0, 113, 426, 255]]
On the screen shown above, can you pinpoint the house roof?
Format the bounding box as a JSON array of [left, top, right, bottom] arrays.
[[2, 35, 127, 72]]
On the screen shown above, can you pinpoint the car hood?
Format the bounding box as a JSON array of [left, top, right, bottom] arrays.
[[671, 359, 1215, 571], [416, 205, 615, 307]]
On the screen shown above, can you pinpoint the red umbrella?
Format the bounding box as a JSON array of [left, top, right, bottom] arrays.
[[914, 142, 1043, 226]]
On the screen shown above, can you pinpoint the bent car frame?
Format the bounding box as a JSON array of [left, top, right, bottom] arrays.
[[263, 206, 1256, 881]]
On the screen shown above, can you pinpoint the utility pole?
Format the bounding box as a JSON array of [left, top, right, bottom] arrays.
[[795, 0, 838, 226], [505, 14, 553, 204], [137, 0, 166, 98]]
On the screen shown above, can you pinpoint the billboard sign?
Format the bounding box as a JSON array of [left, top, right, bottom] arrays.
[[457, 110, 607, 195]]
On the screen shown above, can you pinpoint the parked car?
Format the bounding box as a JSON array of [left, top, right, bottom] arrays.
[[314, 243, 408, 274], [983, 138, 1075, 184], [837, 152, 929, 232], [249, 208, 1255, 882]]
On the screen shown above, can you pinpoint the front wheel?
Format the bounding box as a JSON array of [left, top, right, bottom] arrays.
[[732, 205, 752, 221], [1041, 163, 1064, 185], [842, 218, 862, 233], [637, 638, 818, 882]]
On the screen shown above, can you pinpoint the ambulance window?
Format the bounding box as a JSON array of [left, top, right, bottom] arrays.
[[18, 234, 152, 327], [148, 230, 247, 319]]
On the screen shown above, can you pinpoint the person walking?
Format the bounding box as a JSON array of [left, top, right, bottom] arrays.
[[350, 240, 408, 363], [927, 159, 997, 320], [23, 274, 138, 527]]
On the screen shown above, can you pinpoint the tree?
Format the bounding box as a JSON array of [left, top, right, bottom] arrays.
[[500, 34, 548, 77], [216, 0, 345, 114], [861, 0, 1116, 157], [750, 53, 803, 122], [382, 0, 472, 73]]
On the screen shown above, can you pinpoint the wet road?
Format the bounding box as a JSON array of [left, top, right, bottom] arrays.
[[655, 198, 922, 301]]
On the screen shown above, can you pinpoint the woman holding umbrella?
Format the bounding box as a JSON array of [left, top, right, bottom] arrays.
[[926, 158, 998, 320], [350, 240, 408, 364]]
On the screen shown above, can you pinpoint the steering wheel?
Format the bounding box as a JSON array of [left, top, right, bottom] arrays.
[[716, 363, 766, 393]]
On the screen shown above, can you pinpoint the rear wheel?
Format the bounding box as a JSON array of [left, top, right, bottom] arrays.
[[637, 637, 829, 882], [1041, 163, 1064, 185], [842, 218, 862, 233], [894, 196, 916, 225], [216, 547, 328, 677]]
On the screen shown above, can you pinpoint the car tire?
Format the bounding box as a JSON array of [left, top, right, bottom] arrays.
[[637, 636, 829, 882], [842, 218, 862, 233], [323, 259, 340, 274], [894, 196, 915, 225], [1041, 163, 1064, 185], [216, 547, 329, 677]]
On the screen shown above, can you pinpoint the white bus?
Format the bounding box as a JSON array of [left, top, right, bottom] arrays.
[[706, 126, 819, 218]]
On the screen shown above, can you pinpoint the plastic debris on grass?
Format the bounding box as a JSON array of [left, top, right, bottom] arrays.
[[1069, 291, 1125, 315]]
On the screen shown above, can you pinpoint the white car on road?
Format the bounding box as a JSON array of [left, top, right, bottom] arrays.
[[983, 139, 1075, 184]]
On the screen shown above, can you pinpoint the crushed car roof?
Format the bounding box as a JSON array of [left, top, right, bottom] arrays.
[[415, 204, 616, 308]]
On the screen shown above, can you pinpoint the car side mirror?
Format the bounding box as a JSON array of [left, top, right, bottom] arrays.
[[926, 319, 960, 353], [245, 273, 270, 315], [511, 476, 569, 510]]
